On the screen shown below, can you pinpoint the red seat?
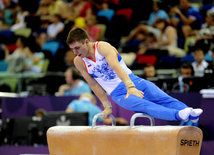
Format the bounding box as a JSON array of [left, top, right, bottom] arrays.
[[136, 55, 157, 66], [115, 8, 133, 23], [6, 44, 18, 52]]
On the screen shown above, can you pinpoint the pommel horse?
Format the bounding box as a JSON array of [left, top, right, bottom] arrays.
[[47, 113, 203, 155]]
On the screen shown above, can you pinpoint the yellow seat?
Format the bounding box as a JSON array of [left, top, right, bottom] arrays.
[[184, 36, 196, 53], [1, 77, 18, 92], [15, 28, 32, 38], [42, 59, 50, 73], [190, 3, 201, 9]]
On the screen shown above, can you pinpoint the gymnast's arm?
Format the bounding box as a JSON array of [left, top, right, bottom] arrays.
[[97, 42, 144, 99], [74, 56, 112, 118]]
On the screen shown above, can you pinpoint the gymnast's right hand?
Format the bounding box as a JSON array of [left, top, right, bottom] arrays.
[[125, 87, 144, 99], [101, 107, 112, 119]]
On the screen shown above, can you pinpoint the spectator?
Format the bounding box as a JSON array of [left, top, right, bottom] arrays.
[[48, 0, 68, 20], [180, 62, 195, 77], [2, 36, 28, 72], [96, 2, 115, 23], [58, 6, 86, 45], [66, 93, 128, 126], [64, 6, 77, 26], [36, 0, 50, 17], [36, 14, 64, 47], [85, 15, 101, 42], [191, 10, 214, 53], [192, 47, 209, 77], [137, 18, 186, 59], [125, 1, 169, 43], [34, 108, 47, 117], [137, 32, 157, 53], [36, 0, 51, 29], [170, 0, 203, 39], [171, 62, 195, 93], [64, 49, 76, 69], [47, 14, 64, 38], [147, 1, 169, 26], [121, 18, 185, 68], [88, 0, 119, 13], [69, 0, 93, 18], [24, 42, 45, 74], [143, 64, 157, 79], [0, 0, 16, 30], [10, 2, 29, 32], [57, 67, 91, 96]]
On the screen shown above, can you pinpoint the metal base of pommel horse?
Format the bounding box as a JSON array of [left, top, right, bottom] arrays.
[[47, 113, 203, 155]]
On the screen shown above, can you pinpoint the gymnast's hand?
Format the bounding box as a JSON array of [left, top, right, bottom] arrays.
[[101, 107, 112, 119], [125, 87, 144, 99]]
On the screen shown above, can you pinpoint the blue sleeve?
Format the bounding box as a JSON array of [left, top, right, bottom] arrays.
[[63, 90, 70, 96], [67, 100, 79, 111], [148, 13, 153, 25], [174, 13, 180, 20], [158, 10, 169, 21], [84, 84, 92, 93], [78, 83, 91, 94], [189, 7, 202, 22]]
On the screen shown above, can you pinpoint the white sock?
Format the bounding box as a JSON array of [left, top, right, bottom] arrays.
[[178, 108, 193, 122], [190, 108, 203, 123]]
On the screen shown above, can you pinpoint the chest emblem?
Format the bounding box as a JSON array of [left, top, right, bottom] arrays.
[[90, 61, 116, 81]]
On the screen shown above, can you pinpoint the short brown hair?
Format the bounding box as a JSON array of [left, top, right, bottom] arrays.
[[66, 27, 90, 45]]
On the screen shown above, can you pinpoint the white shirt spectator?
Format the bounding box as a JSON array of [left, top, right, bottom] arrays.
[[192, 60, 209, 77], [47, 22, 64, 38], [10, 11, 29, 32]]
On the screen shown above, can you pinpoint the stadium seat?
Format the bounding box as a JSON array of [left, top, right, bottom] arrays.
[[180, 54, 195, 63], [41, 41, 60, 57], [0, 60, 8, 71], [15, 28, 32, 38], [1, 77, 18, 92], [115, 8, 133, 23], [42, 59, 50, 73]]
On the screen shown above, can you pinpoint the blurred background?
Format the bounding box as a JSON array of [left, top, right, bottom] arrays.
[[0, 0, 214, 154]]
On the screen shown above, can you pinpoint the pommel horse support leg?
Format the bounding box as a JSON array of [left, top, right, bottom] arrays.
[[47, 113, 203, 155]]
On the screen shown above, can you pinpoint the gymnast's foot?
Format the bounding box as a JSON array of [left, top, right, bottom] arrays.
[[178, 108, 193, 122], [190, 108, 203, 123]]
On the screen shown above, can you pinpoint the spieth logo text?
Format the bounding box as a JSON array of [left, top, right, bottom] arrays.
[[180, 139, 200, 146]]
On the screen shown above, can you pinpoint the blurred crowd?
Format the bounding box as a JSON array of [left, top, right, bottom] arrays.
[[0, 0, 214, 94]]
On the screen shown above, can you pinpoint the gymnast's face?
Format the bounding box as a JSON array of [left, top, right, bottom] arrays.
[[69, 40, 88, 58]]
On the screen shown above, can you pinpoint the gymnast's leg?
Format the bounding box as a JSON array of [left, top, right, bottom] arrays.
[[111, 93, 190, 121], [134, 79, 203, 122]]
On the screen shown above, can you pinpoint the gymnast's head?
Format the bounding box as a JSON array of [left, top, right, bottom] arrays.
[[66, 27, 90, 45]]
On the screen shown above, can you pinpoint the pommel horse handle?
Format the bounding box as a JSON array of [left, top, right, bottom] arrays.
[[130, 113, 155, 129], [92, 113, 116, 129]]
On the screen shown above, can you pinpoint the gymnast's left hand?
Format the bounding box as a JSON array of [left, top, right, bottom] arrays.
[[125, 87, 144, 99]]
